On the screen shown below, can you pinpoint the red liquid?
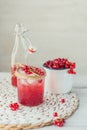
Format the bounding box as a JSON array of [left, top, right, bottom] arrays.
[[17, 78, 45, 106], [11, 65, 17, 87], [11, 76, 17, 87]]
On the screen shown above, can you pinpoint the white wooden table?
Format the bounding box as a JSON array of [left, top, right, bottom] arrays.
[[0, 72, 87, 130]]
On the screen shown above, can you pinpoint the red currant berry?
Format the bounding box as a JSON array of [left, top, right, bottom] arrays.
[[53, 120, 58, 125], [61, 99, 65, 103], [53, 112, 58, 117], [38, 79, 42, 83], [62, 118, 65, 123], [68, 69, 73, 74], [49, 61, 53, 68], [57, 122, 63, 127], [53, 118, 65, 127], [54, 59, 59, 64], [40, 71, 44, 75], [9, 103, 13, 108], [14, 103, 19, 108], [73, 71, 76, 74], [71, 62, 76, 68], [65, 65, 70, 69]]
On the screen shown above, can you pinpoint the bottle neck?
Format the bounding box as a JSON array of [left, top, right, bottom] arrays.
[[11, 33, 28, 67]]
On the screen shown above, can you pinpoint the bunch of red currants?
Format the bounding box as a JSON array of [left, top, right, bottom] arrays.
[[44, 58, 76, 74]]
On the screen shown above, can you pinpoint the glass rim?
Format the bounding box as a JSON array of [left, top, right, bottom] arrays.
[[15, 64, 46, 80]]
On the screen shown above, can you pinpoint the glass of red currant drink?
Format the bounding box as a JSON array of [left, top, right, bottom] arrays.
[[15, 65, 46, 106]]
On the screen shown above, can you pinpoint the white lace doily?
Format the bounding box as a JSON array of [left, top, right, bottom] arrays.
[[0, 75, 79, 129]]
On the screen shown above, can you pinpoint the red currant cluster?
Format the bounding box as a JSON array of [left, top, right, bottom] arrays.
[[22, 65, 45, 76], [44, 58, 76, 74], [53, 112, 65, 127], [9, 103, 19, 111], [22, 65, 33, 74]]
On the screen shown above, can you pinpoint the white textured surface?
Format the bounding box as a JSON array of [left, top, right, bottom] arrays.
[[0, 73, 78, 126], [0, 73, 87, 130], [0, 0, 87, 75]]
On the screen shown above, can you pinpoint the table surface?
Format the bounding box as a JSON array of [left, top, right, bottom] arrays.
[[0, 72, 87, 130]]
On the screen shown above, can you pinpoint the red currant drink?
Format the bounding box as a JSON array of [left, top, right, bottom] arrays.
[[17, 78, 45, 106], [11, 65, 17, 87], [16, 66, 46, 106]]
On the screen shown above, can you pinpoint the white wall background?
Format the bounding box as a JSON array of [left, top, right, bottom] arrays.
[[0, 0, 87, 75]]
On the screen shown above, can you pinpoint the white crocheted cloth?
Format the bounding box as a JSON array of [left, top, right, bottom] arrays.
[[0, 75, 79, 125]]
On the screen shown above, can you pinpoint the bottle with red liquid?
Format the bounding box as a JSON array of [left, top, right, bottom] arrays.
[[11, 24, 28, 87]]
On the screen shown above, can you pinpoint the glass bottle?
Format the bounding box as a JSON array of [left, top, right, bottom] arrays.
[[11, 24, 28, 87]]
